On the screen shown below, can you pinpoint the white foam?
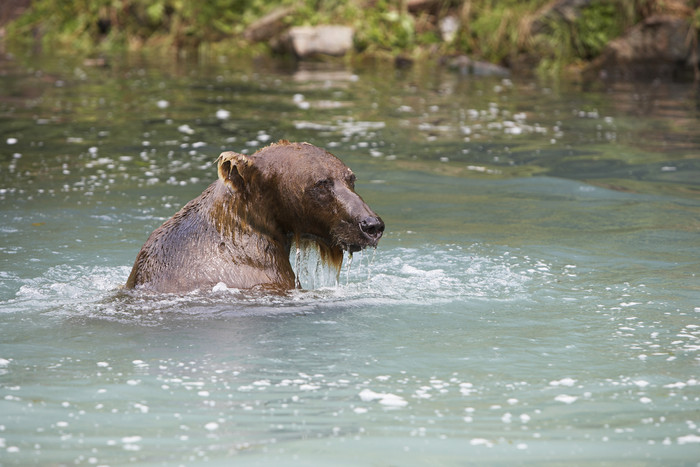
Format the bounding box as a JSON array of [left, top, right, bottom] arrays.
[[469, 438, 493, 447], [549, 378, 577, 387], [677, 435, 700, 445], [378, 394, 408, 407], [359, 389, 407, 407], [554, 394, 578, 404], [121, 436, 142, 444], [3, 245, 559, 326]]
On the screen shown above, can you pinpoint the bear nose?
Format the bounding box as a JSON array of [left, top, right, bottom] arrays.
[[360, 216, 385, 241]]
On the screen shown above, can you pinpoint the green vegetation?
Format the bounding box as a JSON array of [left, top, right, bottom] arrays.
[[574, 1, 625, 58], [455, 0, 543, 64], [6, 0, 271, 51], [528, 0, 638, 74], [354, 1, 417, 53], [3, 0, 698, 74]]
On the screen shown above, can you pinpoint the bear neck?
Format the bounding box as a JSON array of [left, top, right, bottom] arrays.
[[209, 180, 291, 257]]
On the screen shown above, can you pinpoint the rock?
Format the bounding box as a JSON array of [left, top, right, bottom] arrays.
[[395, 55, 414, 69], [447, 55, 511, 77], [244, 6, 295, 43], [285, 25, 354, 58], [583, 15, 698, 81]]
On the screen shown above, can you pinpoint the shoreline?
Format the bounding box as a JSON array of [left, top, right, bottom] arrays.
[[1, 0, 698, 82]]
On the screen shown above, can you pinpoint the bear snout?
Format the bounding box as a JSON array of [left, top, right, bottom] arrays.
[[359, 216, 385, 245]]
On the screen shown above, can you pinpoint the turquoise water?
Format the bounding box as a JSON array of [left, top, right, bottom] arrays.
[[1, 54, 699, 465]]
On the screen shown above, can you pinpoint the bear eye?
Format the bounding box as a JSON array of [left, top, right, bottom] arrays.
[[346, 174, 356, 189], [314, 178, 334, 188], [309, 178, 333, 203]]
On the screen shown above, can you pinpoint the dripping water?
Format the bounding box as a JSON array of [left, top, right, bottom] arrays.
[[290, 242, 378, 290], [346, 252, 353, 286], [295, 246, 302, 289], [368, 247, 377, 283]]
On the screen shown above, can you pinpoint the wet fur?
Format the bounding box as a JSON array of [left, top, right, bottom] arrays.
[[126, 141, 382, 293]]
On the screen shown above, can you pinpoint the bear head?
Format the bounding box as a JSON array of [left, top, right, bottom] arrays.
[[217, 141, 384, 262]]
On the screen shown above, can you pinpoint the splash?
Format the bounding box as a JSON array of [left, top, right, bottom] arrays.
[[342, 248, 378, 287], [0, 243, 558, 324]]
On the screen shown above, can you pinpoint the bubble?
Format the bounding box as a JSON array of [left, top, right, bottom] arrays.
[[177, 124, 195, 135], [121, 436, 142, 444], [549, 378, 577, 387], [678, 435, 700, 445], [554, 394, 578, 404]]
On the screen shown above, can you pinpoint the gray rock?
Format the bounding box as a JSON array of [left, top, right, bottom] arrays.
[[448, 55, 511, 77], [583, 15, 698, 80], [286, 25, 354, 58]]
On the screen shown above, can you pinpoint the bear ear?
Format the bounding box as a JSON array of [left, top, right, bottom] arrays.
[[217, 151, 251, 192]]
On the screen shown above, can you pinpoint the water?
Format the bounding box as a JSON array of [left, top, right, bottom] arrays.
[[1, 53, 699, 465]]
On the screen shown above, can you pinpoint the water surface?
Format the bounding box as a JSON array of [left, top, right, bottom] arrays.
[[1, 54, 699, 465]]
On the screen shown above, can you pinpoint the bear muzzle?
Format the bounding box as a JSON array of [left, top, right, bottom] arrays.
[[359, 216, 385, 246], [335, 215, 384, 253]]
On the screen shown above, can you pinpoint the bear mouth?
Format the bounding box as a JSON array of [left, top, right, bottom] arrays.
[[341, 234, 381, 254], [332, 218, 384, 253], [296, 217, 384, 257], [342, 242, 366, 254], [301, 234, 372, 254]]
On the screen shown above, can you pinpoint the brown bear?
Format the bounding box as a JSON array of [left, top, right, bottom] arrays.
[[125, 141, 384, 293]]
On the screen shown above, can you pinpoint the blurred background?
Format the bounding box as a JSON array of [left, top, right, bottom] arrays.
[[2, 0, 699, 79]]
